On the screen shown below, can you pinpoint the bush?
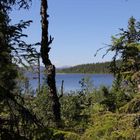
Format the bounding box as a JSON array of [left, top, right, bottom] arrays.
[[119, 94, 140, 113], [81, 112, 140, 140], [52, 130, 80, 140]]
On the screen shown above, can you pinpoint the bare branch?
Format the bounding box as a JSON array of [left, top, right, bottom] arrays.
[[59, 80, 64, 99]]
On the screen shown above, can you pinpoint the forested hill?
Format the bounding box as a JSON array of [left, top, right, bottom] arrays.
[[57, 61, 112, 74]]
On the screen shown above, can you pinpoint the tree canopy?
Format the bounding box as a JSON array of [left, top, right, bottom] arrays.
[[108, 16, 140, 91]]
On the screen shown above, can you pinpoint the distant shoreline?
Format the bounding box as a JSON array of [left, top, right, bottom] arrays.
[[56, 61, 114, 74], [56, 72, 112, 75]]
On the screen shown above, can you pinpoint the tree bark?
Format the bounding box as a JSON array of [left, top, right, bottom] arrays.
[[40, 0, 61, 126]]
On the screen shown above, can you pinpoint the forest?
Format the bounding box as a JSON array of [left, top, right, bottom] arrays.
[[0, 0, 140, 140], [57, 61, 114, 74]]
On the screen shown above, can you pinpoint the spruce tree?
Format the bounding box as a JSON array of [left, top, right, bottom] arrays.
[[0, 1, 42, 139], [109, 17, 140, 92]]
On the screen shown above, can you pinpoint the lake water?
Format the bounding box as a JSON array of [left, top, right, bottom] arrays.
[[28, 73, 114, 92]]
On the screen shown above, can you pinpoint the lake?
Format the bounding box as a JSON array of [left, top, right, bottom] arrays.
[[28, 73, 114, 92]]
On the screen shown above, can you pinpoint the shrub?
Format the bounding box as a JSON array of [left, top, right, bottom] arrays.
[[81, 112, 140, 140]]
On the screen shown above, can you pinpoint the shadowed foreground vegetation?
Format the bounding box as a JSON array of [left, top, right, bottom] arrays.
[[21, 82, 140, 140]]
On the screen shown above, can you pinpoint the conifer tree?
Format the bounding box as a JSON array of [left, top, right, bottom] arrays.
[[109, 17, 140, 91], [0, 1, 42, 139]]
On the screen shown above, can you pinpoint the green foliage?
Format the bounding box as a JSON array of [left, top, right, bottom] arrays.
[[79, 76, 94, 94], [31, 85, 55, 127], [52, 130, 80, 140], [0, 0, 32, 10], [100, 86, 132, 112], [100, 90, 116, 112], [1, 2, 140, 139], [119, 94, 140, 113], [81, 112, 140, 140], [0, 1, 43, 139], [59, 77, 94, 131], [108, 17, 140, 91], [90, 103, 106, 114], [32, 128, 54, 140], [60, 92, 90, 132]]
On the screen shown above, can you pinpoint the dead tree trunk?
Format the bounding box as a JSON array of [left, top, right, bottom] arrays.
[[40, 0, 61, 126]]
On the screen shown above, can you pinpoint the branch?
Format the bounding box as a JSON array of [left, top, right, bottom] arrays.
[[59, 80, 64, 99], [48, 35, 54, 46], [94, 46, 109, 57]]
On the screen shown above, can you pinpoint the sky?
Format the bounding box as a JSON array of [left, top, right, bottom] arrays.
[[10, 0, 140, 67]]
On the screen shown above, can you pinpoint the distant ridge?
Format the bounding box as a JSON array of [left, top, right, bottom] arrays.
[[56, 61, 112, 74], [20, 61, 118, 74]]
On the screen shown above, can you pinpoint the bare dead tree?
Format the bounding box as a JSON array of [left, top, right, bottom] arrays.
[[40, 0, 61, 127]]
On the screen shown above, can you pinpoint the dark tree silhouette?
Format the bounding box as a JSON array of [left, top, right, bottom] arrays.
[[40, 0, 61, 126], [0, 1, 43, 139]]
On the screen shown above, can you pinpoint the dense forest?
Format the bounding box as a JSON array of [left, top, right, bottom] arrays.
[[57, 61, 113, 73], [0, 0, 140, 140]]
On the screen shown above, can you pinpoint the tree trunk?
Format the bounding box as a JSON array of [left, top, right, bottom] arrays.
[[40, 0, 61, 126]]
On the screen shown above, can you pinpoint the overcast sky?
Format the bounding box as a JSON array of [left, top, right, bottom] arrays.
[[10, 0, 140, 67]]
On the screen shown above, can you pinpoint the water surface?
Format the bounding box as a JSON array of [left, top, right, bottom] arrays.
[[28, 73, 114, 91]]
